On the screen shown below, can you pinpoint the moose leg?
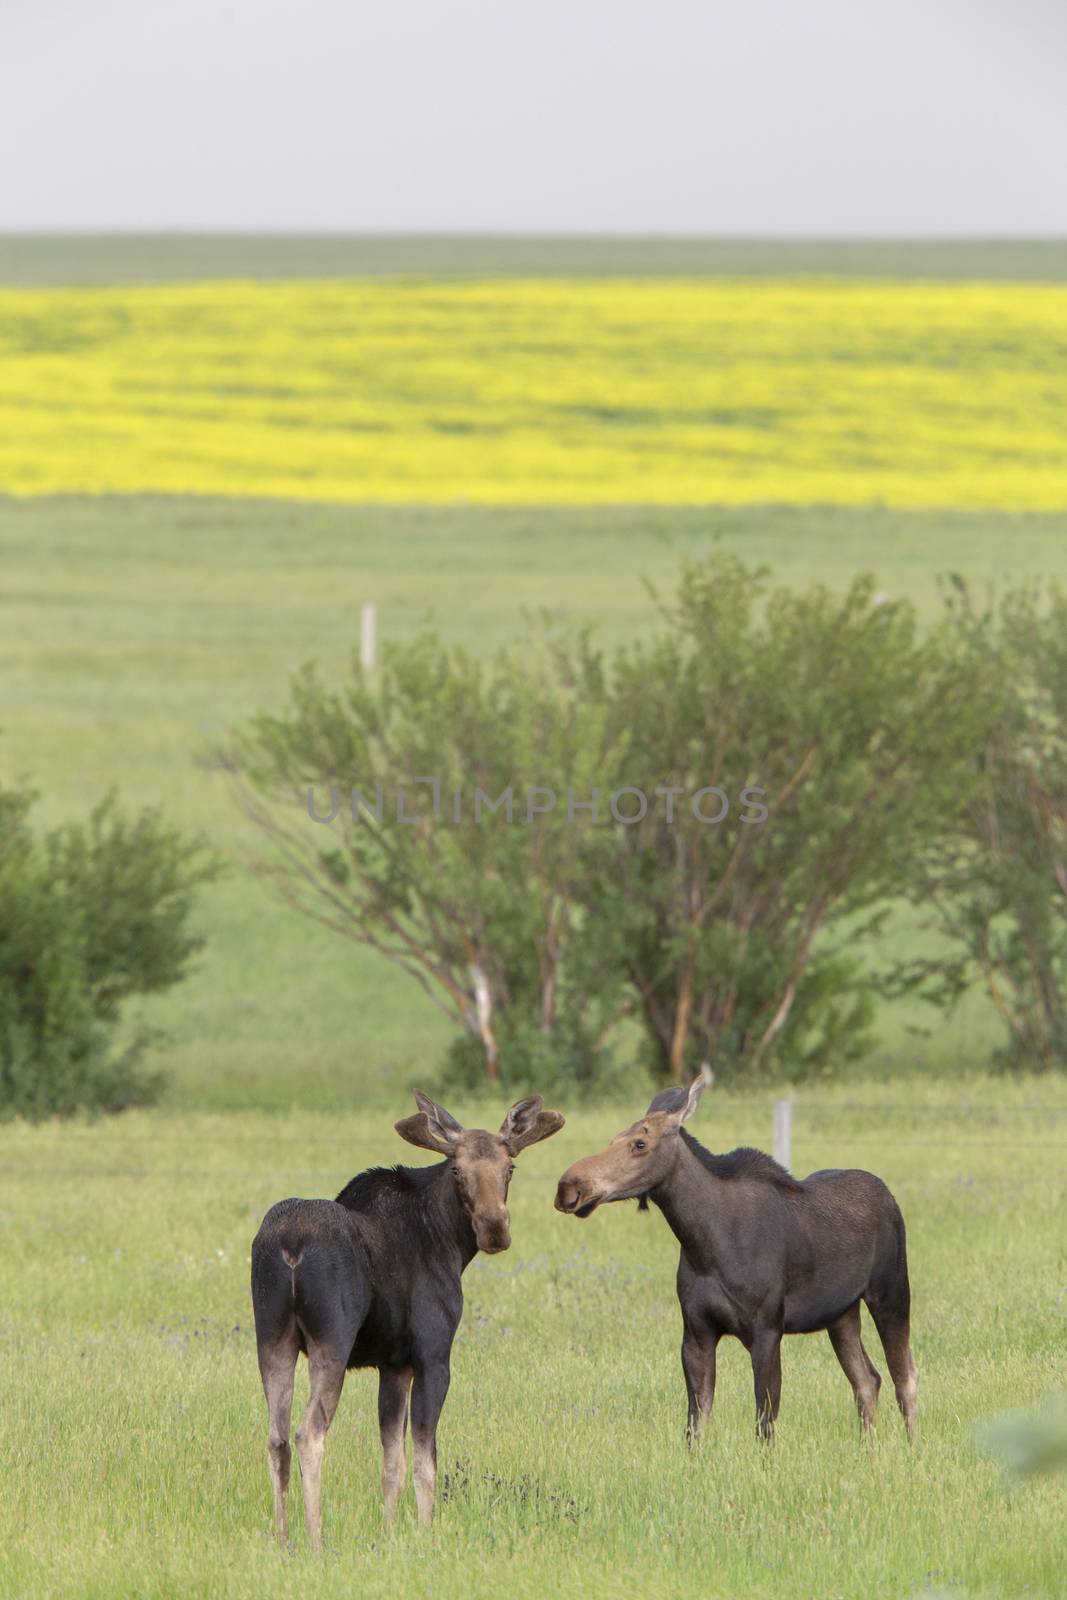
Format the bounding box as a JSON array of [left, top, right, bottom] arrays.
[[410, 1358, 451, 1527], [681, 1323, 719, 1445], [259, 1329, 298, 1546], [827, 1303, 881, 1432], [866, 1300, 918, 1440], [378, 1365, 413, 1525], [750, 1326, 783, 1441], [295, 1346, 346, 1552]]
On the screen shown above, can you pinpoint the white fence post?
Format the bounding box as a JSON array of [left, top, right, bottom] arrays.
[[360, 602, 377, 672], [773, 1097, 793, 1171]]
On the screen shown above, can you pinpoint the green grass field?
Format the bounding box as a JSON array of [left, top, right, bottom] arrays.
[[1, 1081, 1063, 1600]]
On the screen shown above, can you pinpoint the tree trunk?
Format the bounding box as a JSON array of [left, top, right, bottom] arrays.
[[669, 963, 694, 1082], [470, 963, 500, 1082], [540, 965, 557, 1033]]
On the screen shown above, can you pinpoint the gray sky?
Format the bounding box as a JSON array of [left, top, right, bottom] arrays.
[[3, 0, 1066, 234]]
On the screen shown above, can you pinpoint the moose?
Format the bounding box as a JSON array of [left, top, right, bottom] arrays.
[[555, 1069, 917, 1442], [251, 1090, 564, 1547]]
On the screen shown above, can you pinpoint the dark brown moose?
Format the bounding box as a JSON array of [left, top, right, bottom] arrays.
[[555, 1070, 917, 1442], [251, 1091, 564, 1547]]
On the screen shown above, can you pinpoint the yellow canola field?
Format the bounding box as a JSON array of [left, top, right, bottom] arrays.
[[1, 277, 1065, 508]]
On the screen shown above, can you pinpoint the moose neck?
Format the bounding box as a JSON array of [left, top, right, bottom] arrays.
[[424, 1160, 480, 1272], [647, 1136, 727, 1271]]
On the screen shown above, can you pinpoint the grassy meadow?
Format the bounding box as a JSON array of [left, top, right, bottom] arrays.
[[1, 239, 1066, 1598], [1, 1082, 1064, 1600]]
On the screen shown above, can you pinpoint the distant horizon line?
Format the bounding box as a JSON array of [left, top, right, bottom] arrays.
[[2, 228, 1066, 243]]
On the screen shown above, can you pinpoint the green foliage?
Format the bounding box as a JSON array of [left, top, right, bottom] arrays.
[[438, 1010, 617, 1101], [978, 1396, 1067, 1479], [228, 629, 621, 1086], [889, 580, 1067, 1070], [0, 778, 219, 1119], [571, 557, 996, 1082], [44, 792, 222, 1022], [756, 951, 878, 1086]]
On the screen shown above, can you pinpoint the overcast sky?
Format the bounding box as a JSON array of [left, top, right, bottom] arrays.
[[3, 0, 1066, 234]]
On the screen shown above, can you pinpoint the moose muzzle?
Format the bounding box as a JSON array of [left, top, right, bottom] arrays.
[[554, 1171, 602, 1218], [474, 1209, 511, 1254]]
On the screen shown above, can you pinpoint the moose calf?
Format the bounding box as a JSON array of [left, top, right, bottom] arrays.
[[252, 1091, 564, 1547]]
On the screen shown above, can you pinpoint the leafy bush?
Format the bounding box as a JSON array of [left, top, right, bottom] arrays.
[[565, 558, 996, 1082], [890, 580, 1067, 1070], [226, 632, 619, 1085], [437, 1010, 622, 1102], [0, 781, 219, 1119]]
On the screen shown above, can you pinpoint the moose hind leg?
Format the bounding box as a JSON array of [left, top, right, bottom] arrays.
[[378, 1366, 413, 1525], [866, 1299, 918, 1440], [259, 1329, 298, 1546], [296, 1346, 347, 1552], [827, 1304, 881, 1432]]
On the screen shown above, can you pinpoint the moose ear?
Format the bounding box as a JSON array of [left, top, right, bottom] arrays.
[[647, 1065, 713, 1125], [499, 1095, 566, 1155], [413, 1090, 464, 1134], [646, 1086, 688, 1116], [395, 1091, 464, 1155]]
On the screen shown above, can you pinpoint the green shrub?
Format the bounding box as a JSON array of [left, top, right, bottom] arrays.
[[436, 1009, 636, 1103], [0, 781, 218, 1119]]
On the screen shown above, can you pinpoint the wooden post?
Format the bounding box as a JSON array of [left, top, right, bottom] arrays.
[[360, 602, 377, 672], [773, 1097, 793, 1171]]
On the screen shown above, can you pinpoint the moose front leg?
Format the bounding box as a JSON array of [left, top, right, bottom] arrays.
[[750, 1326, 783, 1441], [681, 1323, 720, 1446], [378, 1365, 413, 1525], [410, 1358, 451, 1526]]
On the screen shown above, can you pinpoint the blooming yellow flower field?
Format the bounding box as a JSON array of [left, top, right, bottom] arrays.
[[1, 278, 1065, 507]]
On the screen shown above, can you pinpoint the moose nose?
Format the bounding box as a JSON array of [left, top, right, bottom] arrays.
[[555, 1179, 581, 1214], [476, 1210, 511, 1254]]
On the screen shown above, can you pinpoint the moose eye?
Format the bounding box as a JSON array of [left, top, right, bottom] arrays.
[[633, 1139, 647, 1152], [508, 1163, 516, 1176]]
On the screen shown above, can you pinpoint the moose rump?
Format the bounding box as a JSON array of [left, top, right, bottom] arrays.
[[754, 1163, 913, 1337], [252, 1198, 375, 1551]]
